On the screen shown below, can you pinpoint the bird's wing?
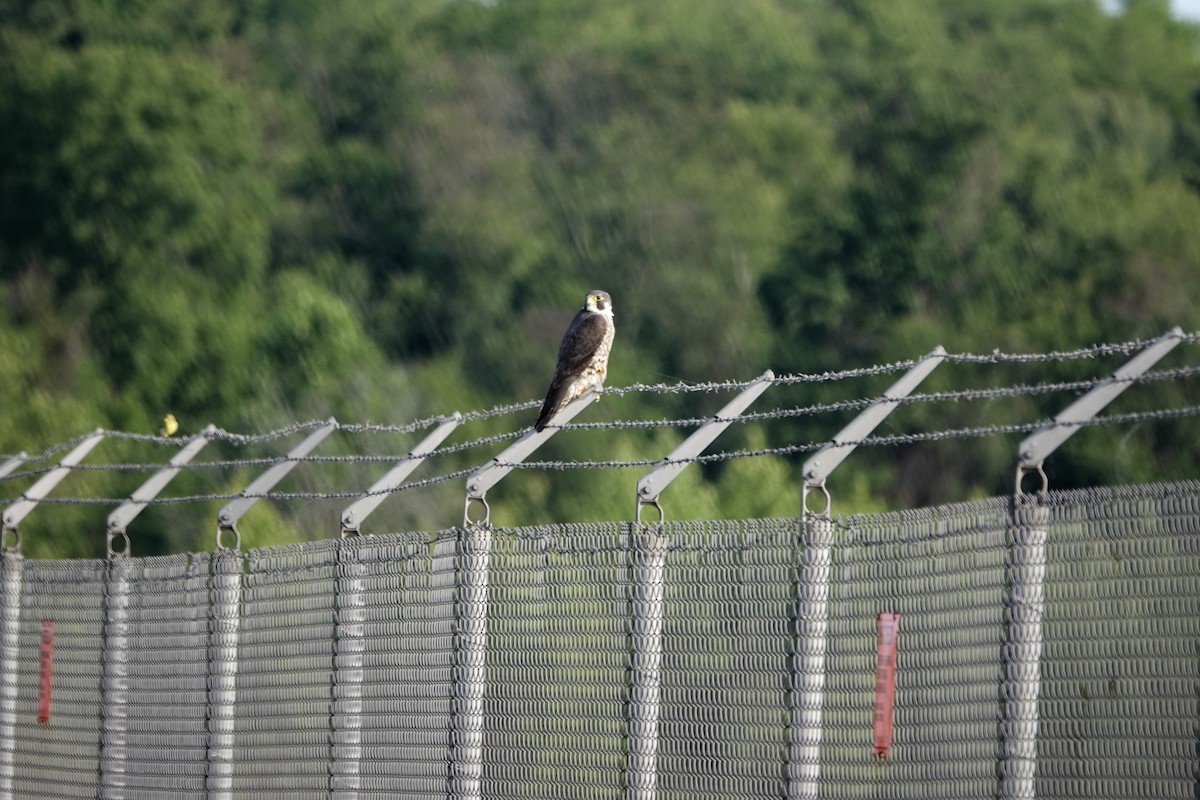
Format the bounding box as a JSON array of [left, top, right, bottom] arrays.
[[536, 311, 611, 432], [553, 312, 610, 377]]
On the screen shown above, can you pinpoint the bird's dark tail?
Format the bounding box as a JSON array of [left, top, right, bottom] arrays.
[[534, 388, 560, 432]]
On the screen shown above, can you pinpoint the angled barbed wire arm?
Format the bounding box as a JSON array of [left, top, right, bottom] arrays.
[[0, 454, 26, 482], [215, 418, 338, 550], [463, 392, 599, 528], [800, 347, 946, 516], [340, 413, 462, 537], [634, 370, 775, 523], [1015, 326, 1184, 495], [2, 430, 105, 554], [106, 425, 216, 557]]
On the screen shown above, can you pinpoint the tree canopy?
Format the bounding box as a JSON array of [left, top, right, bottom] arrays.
[[1, 0, 1198, 555]]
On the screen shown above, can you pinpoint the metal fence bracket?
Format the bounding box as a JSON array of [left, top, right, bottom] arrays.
[[216, 419, 338, 549], [2, 431, 105, 552], [106, 425, 216, 556], [802, 347, 946, 514], [341, 414, 462, 536], [635, 370, 774, 522], [1016, 326, 1184, 493]]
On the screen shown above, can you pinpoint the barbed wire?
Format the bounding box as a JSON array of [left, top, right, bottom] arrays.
[[516, 403, 1200, 472], [573, 365, 1200, 430], [4, 362, 1197, 484], [2, 334, 1196, 510], [7, 332, 1195, 466], [23, 401, 1200, 508]]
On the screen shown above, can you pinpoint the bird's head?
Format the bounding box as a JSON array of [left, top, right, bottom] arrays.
[[584, 289, 613, 315]]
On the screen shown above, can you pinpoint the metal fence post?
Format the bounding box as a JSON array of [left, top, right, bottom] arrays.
[[0, 436, 104, 800], [0, 454, 26, 800], [446, 395, 601, 797], [99, 427, 213, 799], [207, 414, 329, 790], [330, 539, 367, 800], [787, 513, 834, 799], [1002, 497, 1048, 800], [203, 417, 332, 795], [0, 550, 22, 800], [330, 417, 462, 797], [627, 523, 666, 800], [449, 522, 492, 800], [99, 555, 131, 800], [206, 549, 243, 800]]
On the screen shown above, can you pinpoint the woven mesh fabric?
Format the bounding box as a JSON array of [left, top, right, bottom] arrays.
[[0, 480, 1196, 799], [11, 559, 106, 798], [110, 553, 211, 794], [824, 496, 1012, 798], [1035, 483, 1200, 796]]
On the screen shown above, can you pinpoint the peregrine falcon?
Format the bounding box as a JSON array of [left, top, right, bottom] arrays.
[[534, 290, 615, 432]]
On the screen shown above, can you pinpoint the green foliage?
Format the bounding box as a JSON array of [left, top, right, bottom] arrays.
[[1, 0, 1199, 554]]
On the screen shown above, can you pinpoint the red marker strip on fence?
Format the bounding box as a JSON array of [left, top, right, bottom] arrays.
[[873, 612, 900, 757], [38, 620, 55, 725]]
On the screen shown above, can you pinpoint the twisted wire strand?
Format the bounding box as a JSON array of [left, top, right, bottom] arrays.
[[2, 334, 1195, 503], [10, 331, 1191, 465], [26, 402, 1200, 507], [5, 360, 1197, 484]]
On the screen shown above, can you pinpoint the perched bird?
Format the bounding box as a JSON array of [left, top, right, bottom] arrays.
[[534, 289, 615, 432], [161, 414, 179, 437]]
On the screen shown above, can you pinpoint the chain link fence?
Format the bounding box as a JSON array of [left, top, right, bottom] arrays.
[[0, 480, 1198, 799]]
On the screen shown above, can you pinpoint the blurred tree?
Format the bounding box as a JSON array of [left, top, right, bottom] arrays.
[[1, 0, 1198, 552], [761, 0, 1200, 502], [0, 39, 273, 422]]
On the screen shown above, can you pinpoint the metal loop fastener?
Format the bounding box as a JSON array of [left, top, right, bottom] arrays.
[[106, 529, 130, 559], [636, 498, 664, 527], [802, 482, 832, 518], [1015, 462, 1048, 496], [463, 495, 491, 529], [216, 524, 241, 552]]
